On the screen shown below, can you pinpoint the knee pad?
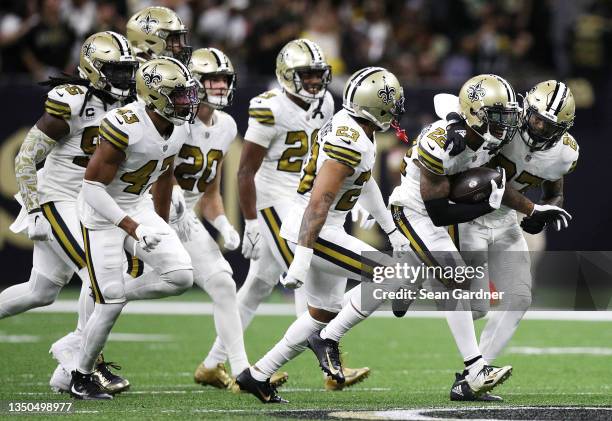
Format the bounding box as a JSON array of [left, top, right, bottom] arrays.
[[206, 273, 236, 300], [101, 281, 125, 302], [164, 269, 193, 291], [29, 269, 62, 306]]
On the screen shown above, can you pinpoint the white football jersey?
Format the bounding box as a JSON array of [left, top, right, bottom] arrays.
[[281, 109, 377, 243], [38, 84, 122, 204], [476, 131, 579, 227], [244, 88, 334, 210], [174, 111, 237, 210], [389, 119, 493, 215], [78, 101, 187, 229]]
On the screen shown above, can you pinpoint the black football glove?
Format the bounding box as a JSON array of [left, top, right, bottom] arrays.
[[520, 216, 546, 234], [444, 112, 467, 156], [525, 204, 572, 232]]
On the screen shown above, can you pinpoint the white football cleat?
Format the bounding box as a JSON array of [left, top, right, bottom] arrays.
[[49, 364, 70, 393], [465, 364, 512, 395]]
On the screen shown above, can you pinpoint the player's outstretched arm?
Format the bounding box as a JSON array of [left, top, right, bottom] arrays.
[[420, 163, 493, 226], [280, 160, 351, 289]]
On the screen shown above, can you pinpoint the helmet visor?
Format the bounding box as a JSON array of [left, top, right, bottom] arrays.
[[295, 66, 331, 96], [525, 107, 567, 145], [484, 106, 520, 140], [169, 85, 200, 122], [164, 30, 192, 65], [101, 62, 138, 91]]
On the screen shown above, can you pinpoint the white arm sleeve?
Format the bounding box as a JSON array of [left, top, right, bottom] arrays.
[[82, 179, 128, 226], [358, 179, 395, 234]]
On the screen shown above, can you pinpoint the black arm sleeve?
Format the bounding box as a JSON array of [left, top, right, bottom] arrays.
[[424, 198, 492, 227]]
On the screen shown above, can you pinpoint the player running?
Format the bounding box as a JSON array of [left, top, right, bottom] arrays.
[[69, 57, 199, 400], [448, 80, 578, 401], [2, 31, 137, 394], [235, 67, 411, 403]]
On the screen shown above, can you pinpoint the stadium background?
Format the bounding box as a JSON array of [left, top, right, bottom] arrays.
[[0, 0, 610, 287]]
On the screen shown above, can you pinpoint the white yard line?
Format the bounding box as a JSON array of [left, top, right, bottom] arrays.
[[29, 300, 612, 321], [507, 346, 612, 355]]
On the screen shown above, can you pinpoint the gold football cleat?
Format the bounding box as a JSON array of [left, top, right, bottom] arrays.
[[194, 362, 232, 389], [325, 366, 370, 391], [92, 354, 130, 394]]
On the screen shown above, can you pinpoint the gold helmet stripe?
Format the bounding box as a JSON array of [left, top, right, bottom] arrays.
[[108, 31, 127, 56], [209, 47, 222, 67], [493, 74, 515, 103]]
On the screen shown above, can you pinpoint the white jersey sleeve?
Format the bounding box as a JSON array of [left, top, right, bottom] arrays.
[[244, 90, 280, 148]]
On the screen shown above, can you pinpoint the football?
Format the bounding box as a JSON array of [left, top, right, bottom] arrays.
[[449, 167, 503, 204]]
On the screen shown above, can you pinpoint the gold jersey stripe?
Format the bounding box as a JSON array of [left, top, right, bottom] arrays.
[[41, 203, 86, 269], [101, 119, 129, 144], [417, 149, 444, 174], [46, 107, 71, 119], [313, 239, 374, 276], [81, 224, 105, 304], [418, 145, 443, 167], [323, 143, 360, 167], [261, 207, 294, 267], [45, 97, 71, 111]]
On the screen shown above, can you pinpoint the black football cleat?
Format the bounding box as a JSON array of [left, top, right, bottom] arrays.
[[307, 332, 344, 383], [93, 354, 130, 394], [391, 287, 414, 317], [235, 368, 288, 404], [69, 370, 112, 400], [450, 372, 503, 401]]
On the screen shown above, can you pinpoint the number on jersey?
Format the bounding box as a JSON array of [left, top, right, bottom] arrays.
[[174, 145, 223, 192], [277, 130, 319, 173], [121, 155, 175, 195]]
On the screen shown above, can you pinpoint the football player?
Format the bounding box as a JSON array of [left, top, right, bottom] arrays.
[[449, 80, 578, 401], [388, 74, 570, 399], [126, 6, 192, 65], [123, 48, 250, 384], [69, 57, 199, 400], [203, 39, 369, 391], [2, 32, 137, 394], [234, 67, 411, 403]]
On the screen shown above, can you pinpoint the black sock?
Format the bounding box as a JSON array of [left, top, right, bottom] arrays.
[[464, 355, 482, 368]]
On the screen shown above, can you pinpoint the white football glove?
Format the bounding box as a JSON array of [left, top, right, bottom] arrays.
[[27, 209, 53, 241], [279, 245, 313, 289], [134, 224, 170, 253], [241, 219, 262, 260], [488, 168, 506, 209], [530, 204, 572, 231], [212, 215, 240, 250], [388, 229, 410, 252], [169, 185, 192, 242], [351, 202, 376, 229]]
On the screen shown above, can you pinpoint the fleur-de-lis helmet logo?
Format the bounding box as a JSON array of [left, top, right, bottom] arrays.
[[142, 64, 162, 88], [82, 42, 96, 58], [139, 12, 159, 34], [467, 79, 486, 103], [378, 84, 396, 105]]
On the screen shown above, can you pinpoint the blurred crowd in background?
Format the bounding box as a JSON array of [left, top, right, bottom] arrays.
[[1, 0, 610, 92]]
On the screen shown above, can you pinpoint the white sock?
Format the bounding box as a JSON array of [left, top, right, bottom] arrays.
[[204, 266, 276, 365], [320, 287, 368, 342], [198, 272, 249, 375], [77, 302, 124, 373], [445, 308, 481, 363], [0, 269, 63, 318], [76, 268, 95, 334], [124, 269, 192, 301], [251, 312, 327, 381], [480, 299, 529, 362]]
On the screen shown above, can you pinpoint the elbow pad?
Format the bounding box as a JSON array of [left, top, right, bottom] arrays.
[[82, 179, 127, 226], [424, 198, 491, 227]]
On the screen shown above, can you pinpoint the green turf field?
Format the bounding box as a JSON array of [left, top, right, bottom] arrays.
[[0, 291, 611, 420]]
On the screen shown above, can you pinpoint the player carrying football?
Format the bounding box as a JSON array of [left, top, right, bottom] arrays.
[[2, 31, 137, 395], [449, 80, 578, 401], [235, 67, 411, 403]]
